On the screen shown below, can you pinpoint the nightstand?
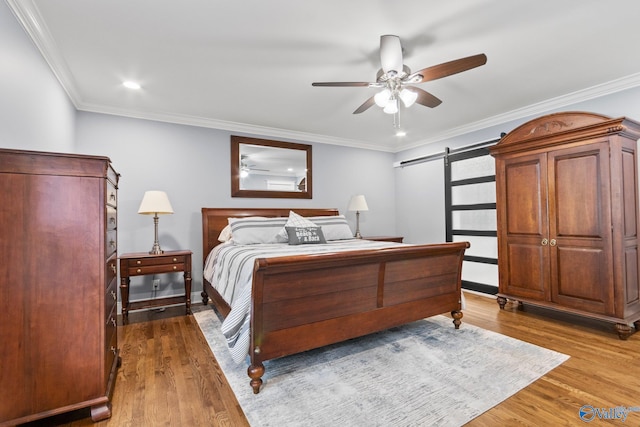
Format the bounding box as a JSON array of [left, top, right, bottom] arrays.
[[363, 236, 404, 243], [119, 250, 192, 321]]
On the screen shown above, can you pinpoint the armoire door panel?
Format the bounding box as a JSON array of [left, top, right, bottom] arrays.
[[549, 143, 610, 239], [625, 246, 640, 306], [622, 149, 638, 238], [503, 241, 548, 299], [503, 155, 547, 236], [552, 246, 612, 314]]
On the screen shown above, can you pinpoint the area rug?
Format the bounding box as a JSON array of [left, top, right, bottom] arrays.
[[194, 310, 569, 427]]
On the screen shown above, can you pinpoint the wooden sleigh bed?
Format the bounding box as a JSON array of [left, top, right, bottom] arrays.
[[201, 207, 469, 394]]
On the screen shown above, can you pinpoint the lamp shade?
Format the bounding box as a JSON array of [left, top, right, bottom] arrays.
[[137, 191, 174, 215], [348, 195, 369, 212]]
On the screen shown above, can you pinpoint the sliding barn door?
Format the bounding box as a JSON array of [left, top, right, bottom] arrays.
[[445, 145, 499, 294]]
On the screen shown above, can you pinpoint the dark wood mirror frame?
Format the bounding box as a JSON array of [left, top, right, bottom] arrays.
[[231, 135, 312, 199]]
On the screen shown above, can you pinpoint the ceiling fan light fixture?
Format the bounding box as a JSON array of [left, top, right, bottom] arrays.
[[383, 98, 398, 114], [399, 87, 418, 107], [374, 88, 391, 107]]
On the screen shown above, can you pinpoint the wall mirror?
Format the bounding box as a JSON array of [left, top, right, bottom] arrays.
[[231, 136, 312, 199]]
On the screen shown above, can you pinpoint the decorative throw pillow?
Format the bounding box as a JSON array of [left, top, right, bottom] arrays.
[[228, 216, 288, 245], [277, 210, 318, 241], [286, 226, 327, 245], [307, 215, 354, 240]]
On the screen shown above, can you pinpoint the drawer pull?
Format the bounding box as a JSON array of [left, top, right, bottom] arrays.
[[109, 193, 116, 201], [541, 238, 548, 246], [111, 318, 117, 327], [137, 260, 141, 265], [111, 290, 117, 301], [109, 217, 116, 224], [110, 346, 117, 356], [173, 258, 178, 262], [550, 239, 557, 246], [110, 264, 117, 274], [136, 268, 141, 273], [109, 240, 116, 248], [173, 266, 177, 270]]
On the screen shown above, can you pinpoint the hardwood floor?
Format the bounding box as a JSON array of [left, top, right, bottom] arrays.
[[19, 292, 640, 426]]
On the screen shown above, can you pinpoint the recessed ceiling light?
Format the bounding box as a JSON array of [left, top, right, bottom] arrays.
[[122, 81, 141, 90], [395, 130, 406, 137]]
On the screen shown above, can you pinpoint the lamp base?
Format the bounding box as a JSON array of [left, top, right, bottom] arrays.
[[149, 214, 164, 255], [354, 211, 363, 239], [149, 247, 164, 255]]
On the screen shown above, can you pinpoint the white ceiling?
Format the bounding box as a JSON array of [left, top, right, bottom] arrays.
[[8, 0, 640, 152]]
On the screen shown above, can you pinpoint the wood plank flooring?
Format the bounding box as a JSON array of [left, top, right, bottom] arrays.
[[19, 292, 640, 426]]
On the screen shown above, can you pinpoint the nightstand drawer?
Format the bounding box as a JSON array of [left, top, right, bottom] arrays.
[[125, 254, 187, 268], [128, 262, 185, 276]]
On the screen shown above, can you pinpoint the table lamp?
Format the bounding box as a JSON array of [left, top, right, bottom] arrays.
[[138, 190, 174, 254], [348, 195, 369, 239]]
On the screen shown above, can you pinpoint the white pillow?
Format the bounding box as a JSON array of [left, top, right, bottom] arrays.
[[218, 224, 232, 242], [277, 211, 318, 241], [308, 215, 354, 240], [228, 216, 288, 245]]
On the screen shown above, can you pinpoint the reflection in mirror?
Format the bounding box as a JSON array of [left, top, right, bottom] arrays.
[[231, 136, 312, 199]]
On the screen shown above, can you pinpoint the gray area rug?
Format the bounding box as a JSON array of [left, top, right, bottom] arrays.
[[194, 309, 569, 427]]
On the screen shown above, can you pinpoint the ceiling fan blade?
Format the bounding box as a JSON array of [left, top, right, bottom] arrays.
[[380, 35, 403, 74], [410, 53, 487, 83], [413, 87, 443, 108], [353, 96, 376, 114], [312, 82, 371, 87]]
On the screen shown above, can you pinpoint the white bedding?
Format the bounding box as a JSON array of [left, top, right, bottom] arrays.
[[203, 239, 403, 363]]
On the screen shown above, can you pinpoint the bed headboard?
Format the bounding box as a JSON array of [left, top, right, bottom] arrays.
[[201, 208, 339, 264]]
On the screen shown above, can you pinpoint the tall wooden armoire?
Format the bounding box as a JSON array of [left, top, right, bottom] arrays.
[[490, 112, 640, 339], [0, 149, 120, 425]]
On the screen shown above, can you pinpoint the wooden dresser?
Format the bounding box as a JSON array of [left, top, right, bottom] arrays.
[[490, 112, 640, 339], [0, 149, 120, 425]]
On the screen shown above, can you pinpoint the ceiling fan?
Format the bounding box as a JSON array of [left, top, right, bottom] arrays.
[[312, 35, 487, 128], [240, 154, 269, 177]]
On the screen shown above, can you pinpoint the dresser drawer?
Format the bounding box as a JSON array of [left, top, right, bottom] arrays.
[[106, 277, 117, 316], [106, 181, 117, 208], [107, 164, 119, 186], [106, 255, 117, 285], [106, 230, 117, 257], [105, 305, 118, 381], [106, 205, 117, 230]]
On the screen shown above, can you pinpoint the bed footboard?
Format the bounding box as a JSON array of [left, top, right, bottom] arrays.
[[247, 241, 469, 393]]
